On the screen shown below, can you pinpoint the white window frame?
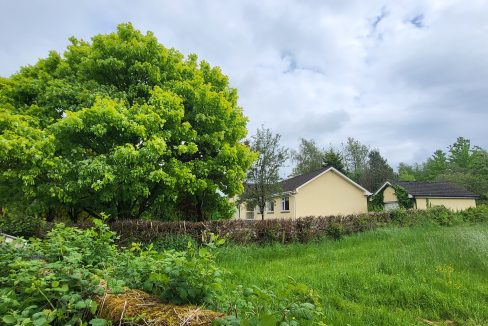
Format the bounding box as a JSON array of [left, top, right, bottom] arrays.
[[281, 196, 290, 212], [267, 200, 274, 213], [246, 203, 255, 219]]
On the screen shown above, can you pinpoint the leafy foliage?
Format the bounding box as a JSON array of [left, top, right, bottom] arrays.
[[1, 218, 329, 325], [0, 221, 112, 325], [214, 280, 325, 325], [240, 127, 287, 220], [368, 190, 384, 212], [150, 234, 198, 251], [0, 219, 225, 324], [290, 138, 325, 177], [0, 207, 44, 237], [290, 139, 346, 176], [360, 150, 395, 192], [393, 185, 415, 209], [398, 137, 488, 201], [0, 23, 254, 221]]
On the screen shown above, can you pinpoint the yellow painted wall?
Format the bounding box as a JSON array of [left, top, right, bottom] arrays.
[[383, 186, 398, 203], [273, 196, 296, 219], [236, 196, 296, 220], [295, 170, 368, 217], [415, 197, 476, 211]]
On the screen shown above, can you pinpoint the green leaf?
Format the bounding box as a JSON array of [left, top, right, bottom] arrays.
[[90, 318, 109, 326], [2, 315, 17, 325]]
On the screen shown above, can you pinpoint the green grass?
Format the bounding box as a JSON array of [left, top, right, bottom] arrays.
[[216, 223, 488, 325]]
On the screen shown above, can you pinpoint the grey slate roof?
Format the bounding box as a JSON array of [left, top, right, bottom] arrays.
[[281, 165, 332, 192], [392, 181, 478, 198]]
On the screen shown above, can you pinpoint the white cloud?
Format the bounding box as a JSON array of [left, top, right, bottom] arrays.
[[1, 0, 487, 170]]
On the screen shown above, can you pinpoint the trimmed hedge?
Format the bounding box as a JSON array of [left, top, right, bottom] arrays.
[[38, 205, 488, 246], [107, 212, 392, 245]]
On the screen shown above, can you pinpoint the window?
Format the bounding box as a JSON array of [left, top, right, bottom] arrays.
[[281, 196, 290, 211], [246, 203, 255, 219], [267, 200, 274, 213]]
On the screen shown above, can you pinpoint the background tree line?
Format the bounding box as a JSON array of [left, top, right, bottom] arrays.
[[398, 137, 488, 202], [243, 131, 488, 218], [289, 136, 394, 192]]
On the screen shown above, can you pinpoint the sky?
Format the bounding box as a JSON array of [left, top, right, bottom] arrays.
[[1, 0, 487, 171]]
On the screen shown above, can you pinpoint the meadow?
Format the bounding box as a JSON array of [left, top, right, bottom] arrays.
[[216, 223, 488, 325]]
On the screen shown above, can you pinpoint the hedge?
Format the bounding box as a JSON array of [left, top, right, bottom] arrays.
[[37, 205, 488, 246], [95, 212, 391, 245]]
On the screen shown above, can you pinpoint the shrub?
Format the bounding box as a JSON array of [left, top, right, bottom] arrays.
[[424, 206, 462, 226], [0, 207, 44, 237], [112, 241, 225, 305], [0, 219, 225, 324], [389, 208, 418, 226], [1, 219, 328, 324], [0, 223, 110, 325], [214, 280, 326, 325], [461, 204, 488, 223], [326, 223, 345, 240], [150, 234, 197, 251]]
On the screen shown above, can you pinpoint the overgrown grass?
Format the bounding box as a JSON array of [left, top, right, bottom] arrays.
[[216, 223, 488, 325]]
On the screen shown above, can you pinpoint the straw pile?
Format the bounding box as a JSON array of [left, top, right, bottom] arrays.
[[96, 289, 225, 325]]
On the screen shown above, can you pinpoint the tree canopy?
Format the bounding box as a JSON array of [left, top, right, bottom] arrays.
[[290, 138, 324, 176], [240, 127, 288, 220], [398, 137, 488, 201], [360, 150, 395, 192], [341, 137, 369, 182], [0, 23, 254, 221], [290, 139, 346, 176]]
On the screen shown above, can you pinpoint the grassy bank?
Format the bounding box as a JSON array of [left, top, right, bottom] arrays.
[[216, 223, 488, 325]]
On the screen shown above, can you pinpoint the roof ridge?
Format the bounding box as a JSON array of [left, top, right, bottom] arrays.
[[283, 165, 331, 182]]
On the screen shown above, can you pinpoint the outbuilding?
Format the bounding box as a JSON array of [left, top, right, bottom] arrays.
[[373, 181, 478, 211]]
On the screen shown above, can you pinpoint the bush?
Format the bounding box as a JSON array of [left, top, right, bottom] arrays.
[[389, 208, 418, 226], [150, 234, 198, 251], [0, 207, 44, 237], [424, 206, 463, 226], [326, 223, 345, 240], [214, 280, 325, 325], [0, 222, 112, 325], [461, 204, 488, 223], [112, 241, 225, 305], [0, 219, 225, 324]]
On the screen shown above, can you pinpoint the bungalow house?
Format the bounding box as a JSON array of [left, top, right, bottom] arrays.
[[235, 166, 372, 220], [373, 181, 478, 211]]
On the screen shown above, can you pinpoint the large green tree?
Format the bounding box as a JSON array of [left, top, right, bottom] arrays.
[[0, 23, 254, 221]]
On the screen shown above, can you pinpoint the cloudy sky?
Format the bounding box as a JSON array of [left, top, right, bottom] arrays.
[[1, 0, 487, 170]]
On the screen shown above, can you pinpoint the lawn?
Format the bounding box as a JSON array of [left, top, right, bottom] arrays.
[[216, 223, 488, 325]]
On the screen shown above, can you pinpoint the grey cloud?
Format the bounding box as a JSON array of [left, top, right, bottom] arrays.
[[1, 0, 488, 171]]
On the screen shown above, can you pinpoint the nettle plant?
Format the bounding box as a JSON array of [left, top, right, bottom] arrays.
[[0, 219, 226, 325], [0, 221, 112, 325]]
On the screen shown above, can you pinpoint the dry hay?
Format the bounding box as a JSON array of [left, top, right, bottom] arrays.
[[96, 289, 225, 325]]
